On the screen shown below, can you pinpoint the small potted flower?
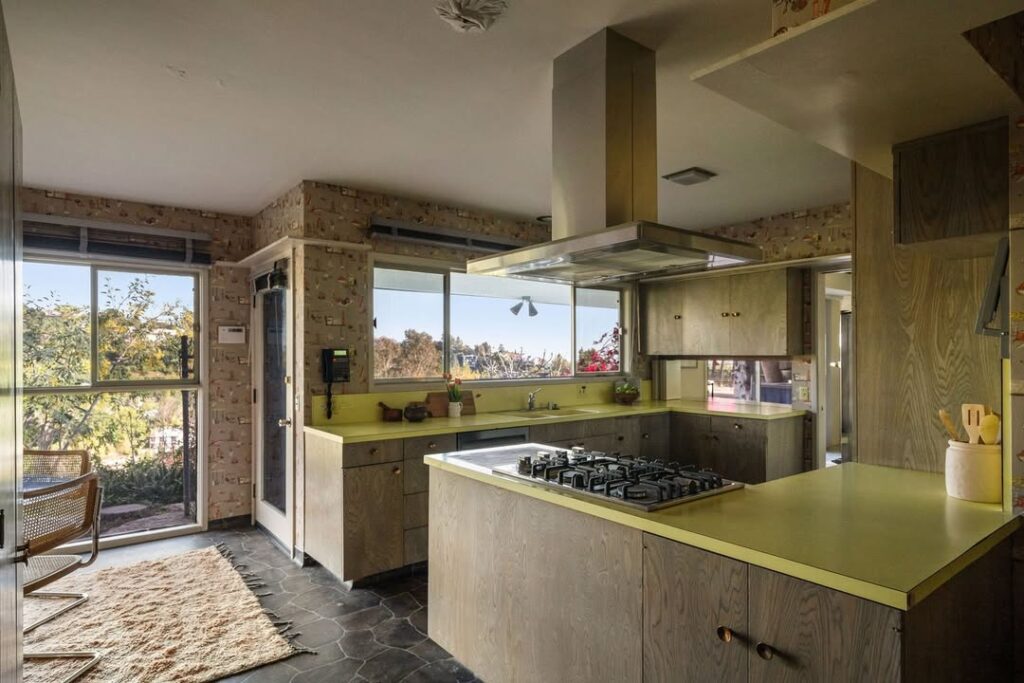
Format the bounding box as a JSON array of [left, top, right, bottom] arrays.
[[444, 373, 464, 418], [614, 380, 641, 405]]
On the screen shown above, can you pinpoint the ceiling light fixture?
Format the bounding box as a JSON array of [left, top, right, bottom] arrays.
[[435, 0, 509, 33], [663, 166, 717, 186]]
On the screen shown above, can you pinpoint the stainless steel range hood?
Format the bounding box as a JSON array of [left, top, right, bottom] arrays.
[[467, 28, 761, 285]]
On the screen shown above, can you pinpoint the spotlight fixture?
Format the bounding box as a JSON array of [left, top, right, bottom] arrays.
[[510, 296, 538, 317]]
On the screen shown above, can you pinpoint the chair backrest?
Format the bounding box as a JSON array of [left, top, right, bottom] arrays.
[[23, 473, 100, 557], [23, 449, 91, 486]]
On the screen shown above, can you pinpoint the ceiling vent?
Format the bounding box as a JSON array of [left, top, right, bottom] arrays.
[[663, 167, 717, 186], [369, 217, 525, 253]]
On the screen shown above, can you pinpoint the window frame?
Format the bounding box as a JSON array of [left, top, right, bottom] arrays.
[[24, 257, 202, 392], [21, 253, 209, 546], [369, 256, 628, 389]]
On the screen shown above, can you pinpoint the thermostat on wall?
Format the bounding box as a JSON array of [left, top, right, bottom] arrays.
[[218, 325, 247, 344]]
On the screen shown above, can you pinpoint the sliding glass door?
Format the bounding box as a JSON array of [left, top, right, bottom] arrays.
[[21, 260, 202, 538]]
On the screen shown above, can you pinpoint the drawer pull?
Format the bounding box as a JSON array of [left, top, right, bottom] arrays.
[[720, 312, 730, 318], [755, 642, 775, 660], [369, 447, 378, 455], [716, 626, 733, 643], [732, 312, 741, 317], [392, 466, 402, 475], [673, 314, 682, 320], [733, 423, 742, 430], [617, 435, 624, 442], [428, 442, 438, 449], [642, 433, 650, 440]]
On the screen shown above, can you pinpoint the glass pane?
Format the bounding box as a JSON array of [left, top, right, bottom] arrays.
[[262, 289, 287, 513], [576, 288, 621, 374], [449, 273, 572, 380], [22, 261, 91, 387], [23, 390, 199, 537], [373, 268, 445, 380], [97, 269, 196, 382]]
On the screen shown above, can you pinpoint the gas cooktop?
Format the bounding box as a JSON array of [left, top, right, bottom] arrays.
[[491, 446, 743, 511]]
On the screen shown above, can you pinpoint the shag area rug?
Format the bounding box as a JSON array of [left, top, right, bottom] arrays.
[[24, 545, 308, 682]]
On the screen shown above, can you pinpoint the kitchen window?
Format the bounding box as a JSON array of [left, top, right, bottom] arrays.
[[707, 359, 792, 405], [22, 259, 203, 538], [371, 265, 624, 383]]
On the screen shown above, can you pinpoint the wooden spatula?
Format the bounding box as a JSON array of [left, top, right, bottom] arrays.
[[962, 404, 985, 445], [938, 409, 960, 442]]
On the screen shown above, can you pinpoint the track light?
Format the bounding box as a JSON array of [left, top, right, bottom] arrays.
[[510, 299, 524, 315], [510, 296, 538, 317], [528, 300, 538, 317]]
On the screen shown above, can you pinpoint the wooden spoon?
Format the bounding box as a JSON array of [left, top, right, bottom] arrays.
[[961, 404, 985, 445], [938, 409, 960, 442]]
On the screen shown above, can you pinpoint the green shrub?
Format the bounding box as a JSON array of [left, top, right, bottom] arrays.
[[92, 452, 183, 507]]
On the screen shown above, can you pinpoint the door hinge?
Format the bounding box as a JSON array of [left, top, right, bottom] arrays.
[[0, 508, 4, 549], [14, 543, 27, 564], [252, 483, 256, 499], [253, 388, 257, 404]]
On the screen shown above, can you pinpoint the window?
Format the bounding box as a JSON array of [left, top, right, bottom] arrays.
[[372, 268, 445, 379], [575, 288, 621, 374], [450, 273, 572, 380], [707, 359, 792, 405], [371, 265, 624, 382], [23, 260, 201, 538]]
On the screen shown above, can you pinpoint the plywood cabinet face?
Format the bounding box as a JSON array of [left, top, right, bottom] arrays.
[[894, 117, 1008, 246], [746, 566, 901, 683], [637, 414, 670, 460], [342, 461, 404, 579], [642, 270, 802, 357], [711, 417, 767, 484], [643, 534, 747, 683]]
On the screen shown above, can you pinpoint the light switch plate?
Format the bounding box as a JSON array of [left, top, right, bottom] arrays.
[[218, 325, 246, 344]]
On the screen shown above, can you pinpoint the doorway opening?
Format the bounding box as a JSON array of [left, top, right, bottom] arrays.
[[818, 270, 853, 467]]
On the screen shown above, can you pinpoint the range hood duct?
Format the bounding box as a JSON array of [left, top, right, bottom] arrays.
[[467, 28, 761, 285]]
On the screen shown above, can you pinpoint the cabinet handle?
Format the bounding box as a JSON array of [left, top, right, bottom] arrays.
[[733, 423, 742, 430], [755, 642, 775, 660], [720, 312, 730, 318], [673, 314, 682, 320], [716, 626, 734, 643], [732, 312, 741, 317], [392, 466, 402, 475], [642, 433, 650, 440], [617, 435, 625, 441], [369, 447, 378, 455], [428, 442, 437, 449]]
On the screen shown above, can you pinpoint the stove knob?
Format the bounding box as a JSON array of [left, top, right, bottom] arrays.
[[517, 456, 533, 475]]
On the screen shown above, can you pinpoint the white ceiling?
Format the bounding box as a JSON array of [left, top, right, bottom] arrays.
[[2, 0, 851, 228]]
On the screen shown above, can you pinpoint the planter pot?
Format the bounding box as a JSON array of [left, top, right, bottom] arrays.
[[448, 401, 463, 418], [614, 392, 640, 405], [945, 440, 1001, 504]]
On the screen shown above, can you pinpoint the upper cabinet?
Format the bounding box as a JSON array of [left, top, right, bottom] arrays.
[[893, 117, 1008, 249], [691, 0, 1021, 178], [642, 269, 803, 357]]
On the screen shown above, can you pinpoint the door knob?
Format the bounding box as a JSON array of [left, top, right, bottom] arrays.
[[755, 642, 775, 660], [716, 626, 734, 643], [277, 418, 292, 427]]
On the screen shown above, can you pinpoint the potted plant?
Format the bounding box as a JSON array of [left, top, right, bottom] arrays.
[[444, 373, 464, 417], [614, 381, 641, 405]]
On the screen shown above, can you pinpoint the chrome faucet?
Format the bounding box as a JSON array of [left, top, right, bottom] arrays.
[[527, 388, 542, 411]]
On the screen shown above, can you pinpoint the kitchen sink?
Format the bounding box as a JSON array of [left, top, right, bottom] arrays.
[[499, 408, 600, 419]]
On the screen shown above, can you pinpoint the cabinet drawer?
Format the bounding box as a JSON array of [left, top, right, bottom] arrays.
[[343, 439, 402, 468], [404, 454, 429, 494], [404, 491, 429, 529], [404, 434, 457, 460], [710, 416, 765, 441], [531, 420, 587, 444]]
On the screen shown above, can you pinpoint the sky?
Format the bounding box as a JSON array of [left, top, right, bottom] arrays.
[[23, 262, 195, 312]]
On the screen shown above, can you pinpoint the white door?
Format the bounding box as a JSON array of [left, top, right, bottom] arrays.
[[254, 282, 294, 551]]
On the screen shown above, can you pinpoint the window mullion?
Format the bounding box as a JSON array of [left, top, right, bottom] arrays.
[[89, 264, 98, 387], [443, 271, 452, 376], [570, 286, 577, 377]]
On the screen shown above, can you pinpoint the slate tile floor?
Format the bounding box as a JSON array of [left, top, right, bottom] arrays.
[[88, 527, 479, 683]]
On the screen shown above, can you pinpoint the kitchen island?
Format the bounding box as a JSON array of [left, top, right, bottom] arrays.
[[425, 445, 1019, 682]]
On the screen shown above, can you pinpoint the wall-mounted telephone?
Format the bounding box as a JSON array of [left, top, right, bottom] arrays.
[[322, 348, 351, 419]]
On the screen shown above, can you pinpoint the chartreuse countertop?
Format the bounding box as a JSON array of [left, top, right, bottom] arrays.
[[424, 453, 1019, 611], [304, 399, 806, 445]]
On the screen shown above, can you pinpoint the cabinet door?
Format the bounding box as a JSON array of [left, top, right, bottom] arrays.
[[729, 270, 790, 357], [747, 566, 902, 683], [342, 461, 404, 580], [669, 414, 713, 468], [643, 284, 685, 355], [643, 533, 747, 683], [679, 277, 731, 355], [894, 117, 1008, 245], [711, 417, 767, 484], [637, 414, 670, 460]]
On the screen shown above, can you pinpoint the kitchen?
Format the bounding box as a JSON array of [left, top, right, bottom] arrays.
[[1, 1, 1022, 682]]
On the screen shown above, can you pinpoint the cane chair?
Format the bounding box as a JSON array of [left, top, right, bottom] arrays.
[[22, 472, 103, 682], [23, 449, 91, 489]]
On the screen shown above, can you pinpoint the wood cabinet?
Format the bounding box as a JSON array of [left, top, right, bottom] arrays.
[[644, 534, 748, 683], [642, 269, 803, 357], [644, 533, 1012, 683], [669, 414, 802, 484], [893, 117, 1008, 250]]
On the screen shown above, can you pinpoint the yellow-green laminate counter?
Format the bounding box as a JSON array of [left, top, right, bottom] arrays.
[[307, 399, 806, 444], [424, 454, 1018, 611]]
